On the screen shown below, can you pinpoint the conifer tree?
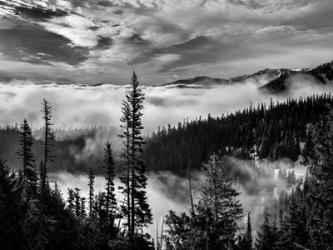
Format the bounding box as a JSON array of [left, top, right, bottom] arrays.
[[88, 168, 95, 219], [119, 99, 132, 237], [119, 72, 152, 247], [200, 154, 243, 247], [245, 212, 253, 249], [74, 188, 81, 217], [0, 159, 26, 250], [67, 188, 75, 215], [81, 197, 86, 219], [276, 188, 309, 250], [256, 210, 278, 250], [17, 119, 37, 191], [119, 100, 131, 236], [41, 99, 54, 188], [306, 105, 333, 249], [103, 142, 117, 224], [236, 212, 253, 250]]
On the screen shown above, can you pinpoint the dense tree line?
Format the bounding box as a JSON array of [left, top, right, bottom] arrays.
[[163, 104, 333, 250], [254, 106, 333, 250], [0, 73, 153, 250], [1, 94, 332, 176], [144, 94, 333, 175]]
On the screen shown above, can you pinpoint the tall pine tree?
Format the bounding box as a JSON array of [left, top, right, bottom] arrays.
[[119, 99, 132, 238], [88, 168, 95, 219], [199, 154, 243, 248], [41, 98, 54, 190], [120, 72, 152, 248], [103, 142, 117, 225], [17, 119, 37, 191]]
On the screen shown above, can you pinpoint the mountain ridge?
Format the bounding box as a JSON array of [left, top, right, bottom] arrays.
[[160, 61, 333, 93]]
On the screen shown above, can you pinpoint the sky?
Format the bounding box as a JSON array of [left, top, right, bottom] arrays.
[[0, 0, 333, 85]]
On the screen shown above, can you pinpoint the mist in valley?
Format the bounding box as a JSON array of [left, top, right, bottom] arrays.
[[50, 156, 307, 241], [0, 76, 325, 236], [0, 67, 332, 249]]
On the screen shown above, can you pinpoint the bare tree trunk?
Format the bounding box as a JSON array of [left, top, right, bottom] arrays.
[[156, 220, 159, 250], [187, 166, 195, 215], [127, 164, 131, 248], [130, 163, 135, 249], [160, 217, 164, 249]]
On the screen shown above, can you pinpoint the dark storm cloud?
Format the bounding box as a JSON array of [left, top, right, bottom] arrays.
[[0, 24, 89, 65]]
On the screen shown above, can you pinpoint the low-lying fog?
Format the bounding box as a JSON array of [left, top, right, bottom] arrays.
[[0, 75, 331, 136], [51, 157, 307, 239], [0, 76, 324, 240]]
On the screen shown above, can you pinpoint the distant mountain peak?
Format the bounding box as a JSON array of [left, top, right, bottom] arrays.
[[161, 68, 293, 88], [260, 61, 333, 93], [162, 76, 229, 87], [160, 60, 333, 93]]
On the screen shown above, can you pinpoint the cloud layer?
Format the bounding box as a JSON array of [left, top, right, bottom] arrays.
[[0, 0, 333, 84], [0, 77, 332, 135], [52, 157, 307, 241]]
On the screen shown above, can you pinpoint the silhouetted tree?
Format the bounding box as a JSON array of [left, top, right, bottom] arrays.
[[120, 72, 152, 248], [256, 210, 278, 250], [246, 212, 253, 249], [119, 99, 132, 238], [17, 119, 37, 192], [41, 99, 54, 189], [199, 154, 243, 248], [306, 105, 333, 249], [0, 159, 26, 250], [103, 142, 117, 225], [74, 188, 81, 217], [88, 168, 95, 219]]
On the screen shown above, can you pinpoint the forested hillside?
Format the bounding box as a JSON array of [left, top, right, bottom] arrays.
[[144, 94, 333, 175], [163, 101, 333, 250], [0, 73, 333, 249], [260, 61, 333, 93], [1, 94, 332, 177]]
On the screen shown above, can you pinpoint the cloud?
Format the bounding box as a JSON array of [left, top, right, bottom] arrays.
[[1, 0, 333, 84], [51, 156, 307, 240], [1, 73, 331, 175], [52, 170, 198, 240], [40, 14, 99, 47], [0, 73, 332, 135], [0, 22, 89, 65]]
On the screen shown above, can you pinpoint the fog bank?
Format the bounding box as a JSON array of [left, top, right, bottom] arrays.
[[0, 78, 332, 137], [51, 156, 307, 239]]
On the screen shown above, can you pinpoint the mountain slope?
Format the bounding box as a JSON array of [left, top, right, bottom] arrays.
[[144, 94, 333, 175], [260, 61, 333, 93], [162, 68, 291, 88], [161, 61, 333, 93]]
